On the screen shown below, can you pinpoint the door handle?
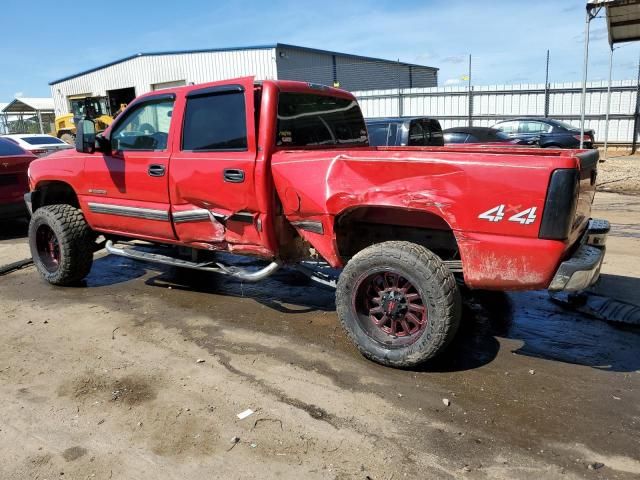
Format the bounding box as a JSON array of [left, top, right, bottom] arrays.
[[223, 168, 245, 183], [148, 164, 166, 177]]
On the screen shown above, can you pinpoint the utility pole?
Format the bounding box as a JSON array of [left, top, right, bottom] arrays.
[[544, 49, 550, 118], [603, 46, 614, 159], [397, 58, 403, 117], [579, 9, 591, 149], [468, 54, 473, 127], [632, 52, 640, 154]]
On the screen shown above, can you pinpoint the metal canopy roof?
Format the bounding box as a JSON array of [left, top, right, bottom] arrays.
[[1, 97, 54, 113], [588, 0, 640, 45]]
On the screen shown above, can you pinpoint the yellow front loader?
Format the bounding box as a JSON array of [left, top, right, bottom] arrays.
[[55, 97, 114, 144]]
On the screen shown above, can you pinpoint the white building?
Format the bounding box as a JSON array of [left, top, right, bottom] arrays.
[[49, 43, 438, 116]]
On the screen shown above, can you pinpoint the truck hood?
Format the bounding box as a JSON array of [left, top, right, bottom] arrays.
[[28, 148, 87, 188]]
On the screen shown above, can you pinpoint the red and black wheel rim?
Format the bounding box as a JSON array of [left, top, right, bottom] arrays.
[[35, 224, 61, 273], [352, 269, 428, 347]]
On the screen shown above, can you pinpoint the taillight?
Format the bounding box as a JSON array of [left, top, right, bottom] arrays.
[[573, 134, 593, 143], [31, 149, 48, 156], [539, 168, 580, 240]]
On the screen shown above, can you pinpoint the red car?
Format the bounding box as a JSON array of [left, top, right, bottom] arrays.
[[0, 137, 36, 219], [25, 77, 608, 368]]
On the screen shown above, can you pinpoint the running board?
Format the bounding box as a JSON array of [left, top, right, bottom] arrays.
[[444, 260, 463, 273], [104, 240, 280, 282]]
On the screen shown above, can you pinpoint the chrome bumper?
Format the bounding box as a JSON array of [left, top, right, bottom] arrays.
[[548, 219, 609, 292]]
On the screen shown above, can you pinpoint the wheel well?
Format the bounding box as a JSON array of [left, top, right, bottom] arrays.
[[34, 181, 80, 211], [335, 206, 459, 262]]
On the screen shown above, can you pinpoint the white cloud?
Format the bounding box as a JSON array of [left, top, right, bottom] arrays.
[[441, 55, 467, 65], [14, 91, 23, 98], [444, 78, 462, 86]]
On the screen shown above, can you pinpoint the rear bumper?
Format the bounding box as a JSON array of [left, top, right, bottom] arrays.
[[548, 219, 609, 292]]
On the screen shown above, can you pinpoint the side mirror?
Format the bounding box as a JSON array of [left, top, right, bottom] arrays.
[[75, 119, 96, 154]]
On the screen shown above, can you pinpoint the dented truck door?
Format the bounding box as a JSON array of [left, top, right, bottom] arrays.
[[168, 78, 262, 247]]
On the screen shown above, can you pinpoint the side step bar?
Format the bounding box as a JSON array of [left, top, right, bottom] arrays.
[[105, 240, 280, 282]]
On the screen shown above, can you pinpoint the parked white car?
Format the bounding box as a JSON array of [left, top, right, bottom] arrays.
[[2, 134, 73, 157]]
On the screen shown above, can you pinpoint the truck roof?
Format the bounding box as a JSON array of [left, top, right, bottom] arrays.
[[132, 77, 357, 104]]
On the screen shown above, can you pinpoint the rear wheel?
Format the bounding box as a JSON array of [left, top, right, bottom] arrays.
[[29, 204, 94, 285], [336, 241, 461, 368]]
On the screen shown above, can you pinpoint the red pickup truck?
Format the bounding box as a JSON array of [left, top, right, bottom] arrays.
[[24, 77, 609, 367]]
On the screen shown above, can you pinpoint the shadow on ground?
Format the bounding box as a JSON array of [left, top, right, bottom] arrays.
[[80, 252, 640, 374]]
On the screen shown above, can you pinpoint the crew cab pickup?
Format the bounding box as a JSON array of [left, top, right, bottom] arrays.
[[25, 77, 609, 368]]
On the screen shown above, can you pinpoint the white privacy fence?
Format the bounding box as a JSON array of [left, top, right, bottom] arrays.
[[354, 80, 639, 143]]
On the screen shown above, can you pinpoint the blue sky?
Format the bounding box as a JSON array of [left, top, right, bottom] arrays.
[[1, 0, 638, 101]]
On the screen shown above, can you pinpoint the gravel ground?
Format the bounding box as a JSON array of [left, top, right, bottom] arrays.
[[597, 151, 640, 195]]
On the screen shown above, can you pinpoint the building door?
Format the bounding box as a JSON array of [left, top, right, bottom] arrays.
[[106, 87, 136, 117]]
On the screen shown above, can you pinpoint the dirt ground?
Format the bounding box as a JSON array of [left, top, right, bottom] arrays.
[[596, 151, 640, 196], [0, 192, 639, 480]]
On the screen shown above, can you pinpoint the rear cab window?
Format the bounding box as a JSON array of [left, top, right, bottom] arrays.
[[276, 93, 368, 147], [408, 119, 444, 146]]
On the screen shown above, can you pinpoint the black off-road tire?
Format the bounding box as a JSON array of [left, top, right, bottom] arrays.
[[29, 204, 94, 285], [336, 241, 461, 368]]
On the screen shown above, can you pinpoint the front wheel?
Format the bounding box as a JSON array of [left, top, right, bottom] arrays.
[[336, 241, 461, 368], [29, 204, 95, 285]]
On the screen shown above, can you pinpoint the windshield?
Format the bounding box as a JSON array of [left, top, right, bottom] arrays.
[[276, 92, 368, 147], [70, 97, 108, 118]]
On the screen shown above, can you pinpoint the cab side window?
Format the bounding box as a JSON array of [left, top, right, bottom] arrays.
[[522, 121, 552, 134], [111, 99, 174, 151], [495, 121, 518, 134], [182, 91, 247, 151]]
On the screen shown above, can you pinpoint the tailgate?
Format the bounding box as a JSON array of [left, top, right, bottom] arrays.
[[539, 149, 598, 243], [572, 149, 598, 233]]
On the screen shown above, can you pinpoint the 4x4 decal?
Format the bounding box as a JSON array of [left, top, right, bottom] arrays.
[[478, 205, 537, 225]]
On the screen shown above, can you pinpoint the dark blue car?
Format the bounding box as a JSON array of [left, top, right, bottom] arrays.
[[492, 118, 595, 149]]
